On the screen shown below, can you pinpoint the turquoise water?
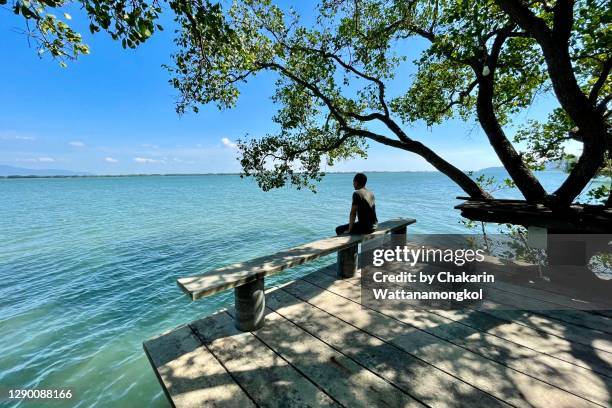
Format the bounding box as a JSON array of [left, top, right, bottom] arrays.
[[0, 171, 593, 407]]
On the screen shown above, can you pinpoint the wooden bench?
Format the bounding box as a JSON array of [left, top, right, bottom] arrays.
[[177, 218, 416, 331]]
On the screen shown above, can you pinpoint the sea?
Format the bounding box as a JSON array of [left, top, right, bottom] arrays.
[[0, 170, 604, 407]]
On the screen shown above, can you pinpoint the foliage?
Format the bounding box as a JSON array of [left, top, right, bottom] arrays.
[[513, 108, 575, 170], [584, 155, 612, 203], [392, 1, 548, 127], [3, 0, 163, 66], [571, 0, 611, 101], [461, 172, 544, 265], [589, 252, 612, 280], [499, 223, 545, 265], [460, 171, 514, 245], [166, 0, 402, 190]]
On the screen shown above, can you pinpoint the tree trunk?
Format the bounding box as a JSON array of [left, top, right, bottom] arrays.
[[495, 0, 609, 207], [539, 43, 608, 206], [476, 76, 548, 203]]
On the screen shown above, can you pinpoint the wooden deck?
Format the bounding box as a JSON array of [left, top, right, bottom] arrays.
[[145, 263, 612, 408]]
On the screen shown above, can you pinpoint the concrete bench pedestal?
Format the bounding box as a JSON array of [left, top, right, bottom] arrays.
[[392, 226, 407, 246], [234, 277, 265, 331], [337, 244, 358, 278]]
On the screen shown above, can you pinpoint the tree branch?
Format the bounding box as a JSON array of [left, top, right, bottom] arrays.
[[258, 61, 349, 127], [552, 0, 574, 42], [342, 126, 492, 199], [281, 43, 391, 118], [259, 61, 411, 149], [589, 57, 612, 103], [253, 61, 489, 199], [494, 0, 552, 43], [306, 46, 390, 117], [436, 79, 478, 117], [474, 29, 548, 202]]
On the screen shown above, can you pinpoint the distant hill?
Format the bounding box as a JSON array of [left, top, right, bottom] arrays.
[[0, 165, 91, 177], [477, 162, 564, 173], [474, 166, 508, 173]]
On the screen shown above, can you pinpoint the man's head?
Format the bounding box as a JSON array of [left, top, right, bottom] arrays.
[[353, 172, 367, 189]]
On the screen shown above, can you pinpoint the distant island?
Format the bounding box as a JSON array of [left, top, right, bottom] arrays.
[[0, 165, 91, 177], [477, 162, 564, 173], [0, 164, 243, 179], [0, 164, 568, 179]]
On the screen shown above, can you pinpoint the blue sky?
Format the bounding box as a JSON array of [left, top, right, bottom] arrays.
[[0, 2, 560, 175]]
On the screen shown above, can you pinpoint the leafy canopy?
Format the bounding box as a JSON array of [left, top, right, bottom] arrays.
[[3, 0, 164, 65], [165, 0, 610, 196]]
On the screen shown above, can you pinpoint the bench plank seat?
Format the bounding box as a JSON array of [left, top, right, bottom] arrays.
[[177, 218, 415, 300]]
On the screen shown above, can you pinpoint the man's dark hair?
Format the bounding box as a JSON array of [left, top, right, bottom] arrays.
[[354, 172, 367, 187]]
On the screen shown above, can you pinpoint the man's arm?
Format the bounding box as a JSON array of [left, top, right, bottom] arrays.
[[348, 204, 358, 232]]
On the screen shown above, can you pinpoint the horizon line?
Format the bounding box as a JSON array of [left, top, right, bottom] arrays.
[[0, 167, 567, 180]]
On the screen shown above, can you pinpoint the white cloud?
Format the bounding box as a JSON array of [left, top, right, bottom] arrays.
[[221, 137, 237, 149], [69, 141, 86, 147], [38, 157, 55, 162], [0, 131, 36, 141], [134, 157, 165, 164], [105, 157, 118, 163], [141, 143, 159, 149]]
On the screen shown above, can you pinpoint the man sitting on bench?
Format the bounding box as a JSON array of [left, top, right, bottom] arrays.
[[336, 172, 378, 235]]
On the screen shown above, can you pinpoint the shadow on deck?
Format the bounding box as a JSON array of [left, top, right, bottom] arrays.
[[144, 262, 612, 408]]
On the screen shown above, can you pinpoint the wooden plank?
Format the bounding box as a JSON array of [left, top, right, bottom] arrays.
[[481, 286, 612, 335], [189, 311, 340, 408], [143, 324, 255, 408], [433, 307, 612, 378], [486, 279, 612, 313], [320, 265, 612, 354], [178, 218, 415, 300], [297, 276, 602, 407], [229, 305, 424, 407], [480, 304, 612, 354], [308, 272, 612, 406], [318, 267, 612, 377], [266, 286, 511, 407], [353, 263, 612, 353]]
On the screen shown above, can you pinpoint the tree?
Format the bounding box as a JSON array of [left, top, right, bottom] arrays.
[[494, 0, 610, 206], [166, 0, 610, 206], [6, 0, 611, 207]]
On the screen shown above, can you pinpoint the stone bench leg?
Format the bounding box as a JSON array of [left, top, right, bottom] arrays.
[[392, 226, 407, 246], [337, 244, 358, 279], [234, 277, 265, 332]]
